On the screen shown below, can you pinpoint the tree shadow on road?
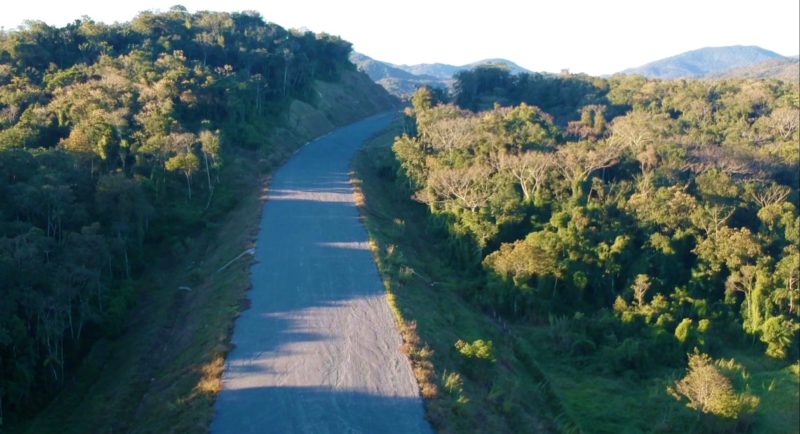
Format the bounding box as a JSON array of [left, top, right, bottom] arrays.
[[211, 385, 433, 434]]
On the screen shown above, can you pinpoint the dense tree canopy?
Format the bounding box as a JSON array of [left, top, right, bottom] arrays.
[[394, 72, 799, 427], [0, 8, 355, 419]]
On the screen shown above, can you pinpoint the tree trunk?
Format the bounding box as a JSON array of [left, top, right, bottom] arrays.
[[204, 152, 214, 209], [185, 172, 192, 200], [571, 177, 585, 203], [283, 64, 289, 97], [520, 181, 530, 202]]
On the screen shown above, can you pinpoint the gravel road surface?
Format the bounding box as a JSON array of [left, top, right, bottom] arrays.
[[211, 113, 433, 434]]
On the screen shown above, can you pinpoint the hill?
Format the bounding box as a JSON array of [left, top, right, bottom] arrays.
[[394, 62, 461, 80], [622, 45, 785, 78], [350, 52, 533, 96], [349, 52, 449, 96], [399, 58, 533, 79], [0, 8, 396, 433], [714, 57, 800, 82]]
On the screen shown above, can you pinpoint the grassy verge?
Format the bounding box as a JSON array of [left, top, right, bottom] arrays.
[[351, 122, 800, 434], [352, 122, 573, 434], [724, 350, 800, 434], [520, 325, 679, 434]]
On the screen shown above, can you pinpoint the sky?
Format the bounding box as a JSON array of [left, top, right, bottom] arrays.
[[1, 0, 798, 75]]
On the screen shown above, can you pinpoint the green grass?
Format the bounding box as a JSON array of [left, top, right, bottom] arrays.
[[724, 350, 800, 434], [519, 326, 680, 434], [524, 341, 799, 434]]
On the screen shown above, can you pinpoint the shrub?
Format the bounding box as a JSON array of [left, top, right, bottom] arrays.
[[668, 350, 759, 420], [455, 339, 495, 361], [442, 371, 468, 405], [674, 318, 693, 344], [760, 315, 796, 359], [455, 339, 495, 380]]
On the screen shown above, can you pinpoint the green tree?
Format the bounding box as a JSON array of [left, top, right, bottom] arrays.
[[554, 140, 620, 201], [199, 129, 221, 207]]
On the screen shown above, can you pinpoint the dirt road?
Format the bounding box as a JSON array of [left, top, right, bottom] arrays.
[[211, 113, 433, 433]]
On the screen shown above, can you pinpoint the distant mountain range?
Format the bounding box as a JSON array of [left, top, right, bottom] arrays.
[[396, 58, 533, 80], [352, 46, 798, 97], [349, 52, 533, 96], [620, 45, 798, 80]]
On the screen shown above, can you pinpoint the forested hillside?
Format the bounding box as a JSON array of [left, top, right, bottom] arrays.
[[0, 7, 393, 425], [379, 67, 799, 431]]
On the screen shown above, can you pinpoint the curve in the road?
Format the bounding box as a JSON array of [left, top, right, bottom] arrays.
[[211, 113, 433, 434]]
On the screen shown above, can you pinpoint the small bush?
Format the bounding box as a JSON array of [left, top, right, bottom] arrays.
[[674, 318, 693, 344], [455, 339, 494, 361], [668, 350, 759, 422], [760, 315, 796, 359], [455, 339, 495, 380], [443, 370, 464, 394]]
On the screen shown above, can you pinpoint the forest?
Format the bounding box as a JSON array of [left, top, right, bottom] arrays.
[[384, 66, 798, 432], [0, 5, 797, 432], [0, 6, 355, 422]]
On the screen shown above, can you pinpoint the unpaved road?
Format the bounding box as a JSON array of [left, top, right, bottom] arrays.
[[211, 113, 433, 434]]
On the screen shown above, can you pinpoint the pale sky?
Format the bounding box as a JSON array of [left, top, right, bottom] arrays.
[[2, 0, 798, 75]]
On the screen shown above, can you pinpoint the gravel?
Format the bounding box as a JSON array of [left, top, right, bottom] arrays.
[[211, 113, 433, 434]]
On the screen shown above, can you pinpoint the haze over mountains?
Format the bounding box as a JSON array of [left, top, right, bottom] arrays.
[[397, 58, 533, 79], [711, 57, 800, 81], [353, 45, 799, 96], [621, 45, 797, 78], [349, 52, 533, 96]]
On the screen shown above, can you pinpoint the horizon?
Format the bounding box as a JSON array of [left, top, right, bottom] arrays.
[[1, 0, 798, 75], [359, 44, 799, 71]]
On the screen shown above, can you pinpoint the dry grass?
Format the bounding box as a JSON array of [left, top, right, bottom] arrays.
[[350, 121, 444, 414], [194, 353, 226, 396]]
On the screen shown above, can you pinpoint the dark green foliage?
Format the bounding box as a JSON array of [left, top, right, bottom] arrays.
[[454, 67, 610, 125], [394, 72, 799, 429], [0, 9, 356, 421]]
